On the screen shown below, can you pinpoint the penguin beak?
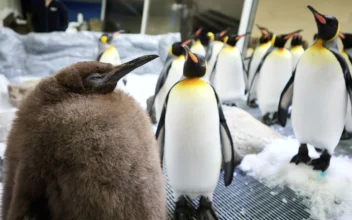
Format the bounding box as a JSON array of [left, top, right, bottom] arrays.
[[257, 25, 269, 39], [339, 32, 346, 39], [183, 46, 198, 63], [284, 29, 303, 40], [219, 28, 230, 38], [112, 30, 125, 38], [181, 39, 192, 47], [235, 32, 251, 40], [307, 5, 326, 24], [106, 55, 159, 83], [195, 27, 203, 36]]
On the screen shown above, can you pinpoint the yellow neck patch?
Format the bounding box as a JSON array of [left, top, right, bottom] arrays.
[[176, 55, 185, 61], [177, 78, 207, 87], [100, 36, 108, 44], [312, 39, 324, 49]]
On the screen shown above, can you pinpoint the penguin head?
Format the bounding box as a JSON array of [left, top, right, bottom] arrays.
[[290, 34, 303, 47], [339, 32, 352, 50], [214, 28, 230, 41], [55, 55, 158, 94], [182, 46, 206, 78], [307, 5, 339, 42], [99, 30, 125, 44], [224, 32, 251, 47], [256, 24, 274, 43], [169, 39, 192, 57], [274, 30, 303, 48]]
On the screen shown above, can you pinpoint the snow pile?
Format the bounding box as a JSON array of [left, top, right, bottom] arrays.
[[240, 138, 352, 220]]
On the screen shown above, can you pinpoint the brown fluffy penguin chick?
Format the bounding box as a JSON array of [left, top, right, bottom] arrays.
[[2, 55, 167, 220]]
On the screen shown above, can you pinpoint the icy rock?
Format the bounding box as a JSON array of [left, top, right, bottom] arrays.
[[222, 106, 283, 161]]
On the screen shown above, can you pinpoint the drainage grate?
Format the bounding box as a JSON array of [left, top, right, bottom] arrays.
[[165, 168, 310, 220]]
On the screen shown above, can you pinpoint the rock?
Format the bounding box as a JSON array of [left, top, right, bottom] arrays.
[[7, 78, 40, 107], [222, 106, 283, 161], [146, 95, 157, 124]]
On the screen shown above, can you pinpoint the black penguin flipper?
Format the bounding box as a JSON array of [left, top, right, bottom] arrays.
[[209, 59, 218, 83], [278, 69, 296, 127], [96, 52, 104, 61], [247, 47, 275, 104], [209, 84, 238, 186], [326, 47, 352, 112], [246, 54, 253, 76], [205, 42, 214, 61]]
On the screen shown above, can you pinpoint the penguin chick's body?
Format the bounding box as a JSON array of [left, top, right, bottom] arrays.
[[211, 34, 248, 105], [97, 32, 127, 90], [253, 30, 302, 124], [2, 58, 167, 220], [278, 6, 352, 172], [152, 40, 191, 122], [290, 34, 305, 71], [339, 32, 352, 133], [247, 25, 275, 107], [156, 47, 239, 220]]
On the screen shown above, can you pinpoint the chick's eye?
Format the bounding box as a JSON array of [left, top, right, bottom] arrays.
[[88, 74, 103, 80]]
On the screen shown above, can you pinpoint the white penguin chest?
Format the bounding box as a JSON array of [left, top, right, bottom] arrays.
[[154, 57, 185, 120], [164, 79, 222, 197], [213, 46, 245, 102], [257, 49, 292, 114], [292, 45, 348, 153], [99, 46, 121, 66], [290, 46, 305, 71], [341, 51, 352, 132], [204, 41, 224, 79], [248, 43, 271, 82], [191, 41, 206, 56]]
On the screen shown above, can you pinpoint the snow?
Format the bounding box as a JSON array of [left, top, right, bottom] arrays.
[[240, 138, 352, 220]]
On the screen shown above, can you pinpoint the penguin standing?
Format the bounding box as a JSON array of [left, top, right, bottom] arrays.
[[151, 39, 191, 122], [290, 33, 305, 72], [210, 33, 250, 106], [203, 28, 230, 80], [247, 25, 276, 108], [97, 31, 127, 90], [156, 47, 240, 220], [190, 28, 206, 56], [2, 56, 167, 220], [338, 32, 352, 139], [250, 29, 302, 125], [278, 6, 352, 172]]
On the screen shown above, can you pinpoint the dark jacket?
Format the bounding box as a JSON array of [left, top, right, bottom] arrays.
[[31, 0, 68, 32]]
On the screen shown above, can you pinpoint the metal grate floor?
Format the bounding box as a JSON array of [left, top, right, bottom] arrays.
[[165, 168, 310, 220]]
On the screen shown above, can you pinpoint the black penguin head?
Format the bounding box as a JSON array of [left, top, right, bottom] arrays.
[[213, 28, 230, 41], [290, 34, 303, 46], [193, 27, 203, 40], [307, 5, 339, 42], [182, 46, 206, 78], [56, 55, 158, 94], [339, 32, 352, 50], [99, 30, 125, 44], [169, 39, 192, 57], [224, 32, 251, 46], [256, 24, 274, 44], [273, 30, 303, 48]]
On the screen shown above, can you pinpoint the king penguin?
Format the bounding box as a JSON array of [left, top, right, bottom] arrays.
[[2, 56, 167, 220], [247, 25, 276, 108], [203, 28, 230, 80], [249, 29, 302, 125], [151, 39, 192, 123], [190, 27, 206, 56], [290, 33, 305, 72], [210, 33, 250, 106], [278, 6, 352, 172], [97, 31, 127, 90], [156, 46, 240, 220], [338, 32, 352, 140]]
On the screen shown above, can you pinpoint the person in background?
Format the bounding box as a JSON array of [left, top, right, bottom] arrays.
[[31, 0, 69, 32]]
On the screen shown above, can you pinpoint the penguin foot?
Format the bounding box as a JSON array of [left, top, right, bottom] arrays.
[[290, 144, 311, 165], [310, 150, 331, 172], [340, 129, 351, 140], [174, 196, 193, 220], [196, 197, 218, 220], [247, 100, 258, 108]]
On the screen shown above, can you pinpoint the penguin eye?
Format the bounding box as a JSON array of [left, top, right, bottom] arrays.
[[87, 74, 103, 80]]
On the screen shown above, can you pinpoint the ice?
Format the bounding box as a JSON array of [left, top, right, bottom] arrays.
[[240, 208, 246, 216], [0, 143, 5, 158], [270, 191, 278, 196], [240, 138, 352, 220], [282, 198, 288, 204]]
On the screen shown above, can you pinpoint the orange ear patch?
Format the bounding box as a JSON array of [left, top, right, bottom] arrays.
[[339, 33, 345, 39]]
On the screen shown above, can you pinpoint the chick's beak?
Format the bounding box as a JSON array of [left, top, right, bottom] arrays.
[[106, 55, 159, 83]]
